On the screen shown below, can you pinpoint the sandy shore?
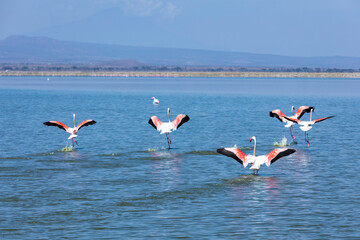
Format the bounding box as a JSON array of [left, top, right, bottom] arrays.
[[1, 71, 360, 78]]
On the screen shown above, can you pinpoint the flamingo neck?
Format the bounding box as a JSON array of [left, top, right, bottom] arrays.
[[167, 109, 170, 122], [310, 110, 312, 121], [73, 114, 76, 127], [253, 139, 256, 156]]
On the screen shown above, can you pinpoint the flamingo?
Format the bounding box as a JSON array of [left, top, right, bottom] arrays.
[[151, 97, 159, 105], [270, 106, 314, 141], [148, 108, 190, 148], [284, 109, 334, 146], [217, 136, 296, 175], [43, 114, 96, 146]]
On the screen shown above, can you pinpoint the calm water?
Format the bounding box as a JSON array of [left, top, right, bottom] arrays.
[[0, 76, 360, 239]]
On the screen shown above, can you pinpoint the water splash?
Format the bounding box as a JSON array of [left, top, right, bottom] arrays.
[[62, 146, 75, 152], [147, 148, 158, 152], [274, 137, 290, 147], [147, 147, 168, 152]]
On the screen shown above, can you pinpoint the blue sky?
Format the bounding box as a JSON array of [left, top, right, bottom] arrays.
[[1, 0, 359, 57]]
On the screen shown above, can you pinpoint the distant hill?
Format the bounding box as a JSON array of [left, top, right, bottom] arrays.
[[1, 35, 360, 69]]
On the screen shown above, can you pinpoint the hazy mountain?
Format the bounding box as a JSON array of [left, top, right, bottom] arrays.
[[29, 7, 199, 49], [1, 35, 360, 69]]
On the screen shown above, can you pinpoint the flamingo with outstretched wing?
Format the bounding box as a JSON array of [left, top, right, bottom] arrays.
[[284, 109, 334, 146], [44, 114, 96, 146], [270, 106, 314, 140], [217, 136, 296, 175], [148, 108, 189, 148]]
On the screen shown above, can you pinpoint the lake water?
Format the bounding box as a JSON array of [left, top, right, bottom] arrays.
[[0, 76, 360, 239]]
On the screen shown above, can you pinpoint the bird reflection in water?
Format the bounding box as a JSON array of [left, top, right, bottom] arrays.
[[150, 151, 183, 176], [227, 175, 280, 207]]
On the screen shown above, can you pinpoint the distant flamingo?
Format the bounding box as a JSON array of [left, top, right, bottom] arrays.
[[284, 109, 334, 146], [217, 136, 296, 175], [270, 106, 314, 141], [148, 108, 189, 148], [151, 97, 159, 105], [43, 114, 96, 146]]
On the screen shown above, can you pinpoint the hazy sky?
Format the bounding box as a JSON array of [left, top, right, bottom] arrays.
[[1, 0, 359, 57]]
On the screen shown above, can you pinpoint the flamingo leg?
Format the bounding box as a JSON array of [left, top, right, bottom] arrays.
[[307, 132, 310, 146], [290, 126, 296, 140], [304, 131, 310, 146], [166, 133, 171, 149]]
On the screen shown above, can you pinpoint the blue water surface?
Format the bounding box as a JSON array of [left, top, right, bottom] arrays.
[[0, 76, 359, 239]]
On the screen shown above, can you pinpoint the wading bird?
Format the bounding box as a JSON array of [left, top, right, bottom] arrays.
[[148, 108, 189, 148], [43, 114, 96, 146], [284, 109, 334, 146], [151, 97, 159, 105], [217, 136, 296, 175], [270, 106, 314, 141]]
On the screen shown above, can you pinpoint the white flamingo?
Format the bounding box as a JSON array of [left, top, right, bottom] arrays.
[[43, 114, 96, 146], [148, 108, 189, 148], [151, 97, 159, 105], [217, 136, 296, 175], [284, 109, 334, 146], [270, 106, 314, 141]]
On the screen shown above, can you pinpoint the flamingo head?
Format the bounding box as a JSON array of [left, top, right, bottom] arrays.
[[167, 108, 171, 121], [151, 97, 154, 99], [291, 106, 295, 111], [250, 136, 256, 142]]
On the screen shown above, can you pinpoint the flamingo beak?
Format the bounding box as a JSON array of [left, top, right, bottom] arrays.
[[250, 137, 253, 142]]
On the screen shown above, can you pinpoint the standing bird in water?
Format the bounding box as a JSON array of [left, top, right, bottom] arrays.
[[148, 108, 190, 149], [284, 109, 334, 146], [43, 114, 96, 146], [270, 106, 314, 141], [151, 97, 159, 105], [217, 136, 296, 175]]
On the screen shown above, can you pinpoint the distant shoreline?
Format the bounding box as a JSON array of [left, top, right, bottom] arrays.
[[1, 71, 360, 78]]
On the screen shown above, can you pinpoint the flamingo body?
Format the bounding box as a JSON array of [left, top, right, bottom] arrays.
[[149, 114, 189, 134], [43, 114, 96, 146], [217, 136, 295, 174], [217, 147, 295, 171], [270, 106, 314, 123], [151, 97, 159, 105], [284, 111, 334, 145], [148, 108, 189, 148], [270, 106, 314, 140]]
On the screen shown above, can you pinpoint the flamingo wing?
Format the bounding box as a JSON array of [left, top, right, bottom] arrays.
[[76, 119, 96, 131], [283, 116, 300, 124], [265, 148, 296, 166], [43, 121, 69, 131], [148, 116, 163, 131], [313, 116, 334, 123], [293, 106, 314, 119], [172, 114, 190, 130], [269, 109, 287, 122], [217, 148, 249, 167]]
